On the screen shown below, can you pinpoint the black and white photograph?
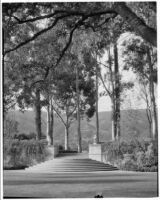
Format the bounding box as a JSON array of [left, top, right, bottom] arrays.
[[1, 1, 158, 198]]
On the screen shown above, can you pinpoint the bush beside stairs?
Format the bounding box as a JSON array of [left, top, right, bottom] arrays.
[[26, 152, 118, 173]]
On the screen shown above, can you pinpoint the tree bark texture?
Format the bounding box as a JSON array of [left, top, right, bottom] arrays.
[[35, 88, 41, 140], [76, 65, 82, 153]]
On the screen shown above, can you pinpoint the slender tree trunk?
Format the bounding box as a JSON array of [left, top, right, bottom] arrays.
[[147, 48, 158, 139], [108, 47, 116, 141], [2, 28, 5, 69], [76, 65, 82, 153], [146, 108, 152, 138], [150, 83, 157, 139], [64, 125, 69, 151], [114, 43, 120, 140], [49, 99, 54, 145], [3, 28, 6, 116], [46, 93, 51, 144], [46, 102, 50, 143], [46, 98, 54, 145], [64, 104, 70, 151], [111, 99, 116, 141], [95, 62, 100, 144], [35, 88, 41, 140], [141, 81, 152, 138]]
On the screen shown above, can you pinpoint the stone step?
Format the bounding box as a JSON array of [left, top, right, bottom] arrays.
[[29, 166, 113, 170], [30, 162, 115, 168], [26, 157, 118, 173], [26, 166, 118, 172], [30, 165, 115, 169], [31, 161, 111, 166], [27, 166, 118, 171], [27, 169, 118, 173]]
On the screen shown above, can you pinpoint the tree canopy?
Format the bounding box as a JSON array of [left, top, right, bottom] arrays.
[[3, 2, 156, 58]]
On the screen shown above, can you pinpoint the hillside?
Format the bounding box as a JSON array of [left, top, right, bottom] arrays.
[[7, 109, 150, 150]]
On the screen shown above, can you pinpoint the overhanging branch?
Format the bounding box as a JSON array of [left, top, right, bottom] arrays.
[[4, 13, 78, 56], [55, 16, 86, 66]]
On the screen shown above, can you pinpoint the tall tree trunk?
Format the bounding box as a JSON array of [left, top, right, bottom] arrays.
[[3, 28, 6, 116], [95, 62, 100, 144], [141, 81, 152, 138], [114, 43, 120, 140], [46, 102, 50, 143], [49, 99, 54, 145], [46, 98, 54, 145], [108, 47, 116, 141], [64, 104, 70, 151], [111, 99, 116, 141], [35, 88, 41, 140], [64, 125, 69, 151], [147, 48, 158, 139], [2, 28, 5, 68], [76, 65, 82, 153], [146, 108, 152, 138]]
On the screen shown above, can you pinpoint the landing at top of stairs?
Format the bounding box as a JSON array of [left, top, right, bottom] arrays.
[[56, 151, 88, 159]]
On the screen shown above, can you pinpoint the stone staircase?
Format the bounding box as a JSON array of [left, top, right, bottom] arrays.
[[26, 152, 118, 173]]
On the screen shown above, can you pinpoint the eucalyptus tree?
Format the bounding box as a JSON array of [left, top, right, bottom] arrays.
[[49, 52, 96, 151], [71, 29, 103, 144], [136, 80, 152, 138], [121, 36, 157, 139], [84, 49, 101, 144], [51, 61, 77, 151], [96, 15, 127, 141]]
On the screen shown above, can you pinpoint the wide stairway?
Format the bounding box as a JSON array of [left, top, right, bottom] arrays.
[[26, 152, 118, 173]]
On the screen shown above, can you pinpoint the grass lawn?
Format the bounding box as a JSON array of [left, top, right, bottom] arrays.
[[3, 170, 158, 198]]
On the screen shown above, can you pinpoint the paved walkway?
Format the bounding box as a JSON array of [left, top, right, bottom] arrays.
[[3, 170, 158, 198]]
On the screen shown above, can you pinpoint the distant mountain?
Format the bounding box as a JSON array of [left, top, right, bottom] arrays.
[[7, 109, 150, 150]]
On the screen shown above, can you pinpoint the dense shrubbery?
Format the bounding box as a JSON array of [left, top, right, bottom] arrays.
[[14, 132, 37, 140], [3, 139, 50, 169], [103, 139, 158, 172], [3, 116, 50, 169]]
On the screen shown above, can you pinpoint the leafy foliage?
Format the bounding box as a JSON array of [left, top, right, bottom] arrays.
[[103, 139, 158, 171], [3, 139, 49, 169], [4, 117, 19, 139], [121, 36, 157, 82]]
